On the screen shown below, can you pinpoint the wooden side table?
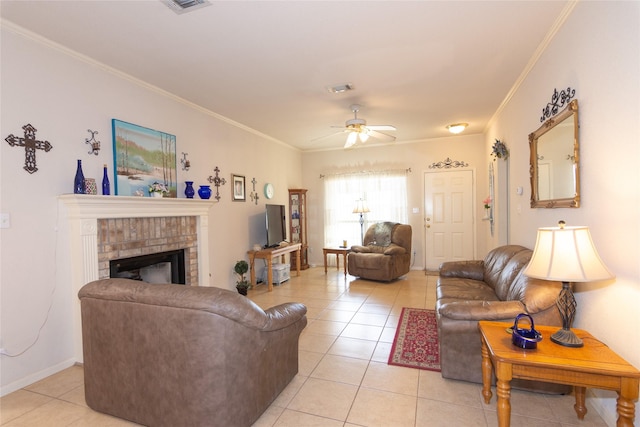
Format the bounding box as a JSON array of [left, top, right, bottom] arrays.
[[478, 321, 640, 427], [323, 247, 350, 277], [247, 243, 301, 292]]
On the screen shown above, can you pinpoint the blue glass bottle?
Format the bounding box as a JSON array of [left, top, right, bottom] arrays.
[[74, 159, 85, 194], [101, 164, 110, 195]]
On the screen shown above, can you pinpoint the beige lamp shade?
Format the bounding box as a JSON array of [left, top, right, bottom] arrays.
[[352, 199, 370, 214], [523, 224, 614, 282]]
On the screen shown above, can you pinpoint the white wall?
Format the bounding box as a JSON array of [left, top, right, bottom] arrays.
[[301, 134, 487, 270], [485, 2, 639, 424], [0, 24, 302, 394]]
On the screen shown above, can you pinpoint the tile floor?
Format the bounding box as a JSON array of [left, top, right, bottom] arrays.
[[0, 268, 609, 426]]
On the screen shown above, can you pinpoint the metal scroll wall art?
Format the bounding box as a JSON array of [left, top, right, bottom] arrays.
[[428, 157, 469, 169], [85, 129, 101, 155], [540, 87, 575, 122], [207, 166, 226, 201], [5, 123, 53, 174], [180, 152, 191, 171]]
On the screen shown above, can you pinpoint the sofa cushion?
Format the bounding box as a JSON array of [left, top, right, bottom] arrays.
[[494, 249, 533, 301], [437, 278, 498, 301], [439, 300, 525, 320], [482, 245, 530, 290]]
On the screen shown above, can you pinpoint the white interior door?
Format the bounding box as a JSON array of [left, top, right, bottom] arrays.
[[424, 169, 474, 270]]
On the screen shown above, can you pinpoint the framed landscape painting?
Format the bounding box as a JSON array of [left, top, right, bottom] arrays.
[[112, 119, 177, 197]]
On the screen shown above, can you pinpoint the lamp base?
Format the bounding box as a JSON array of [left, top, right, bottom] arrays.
[[550, 328, 583, 348]]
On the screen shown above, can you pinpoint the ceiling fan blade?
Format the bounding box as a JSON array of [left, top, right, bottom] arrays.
[[309, 130, 344, 143], [366, 125, 396, 131], [368, 130, 396, 142]]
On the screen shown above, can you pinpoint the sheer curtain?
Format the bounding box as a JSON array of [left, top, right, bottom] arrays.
[[324, 170, 408, 247]]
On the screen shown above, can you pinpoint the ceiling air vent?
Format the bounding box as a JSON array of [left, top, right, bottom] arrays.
[[164, 0, 211, 15]]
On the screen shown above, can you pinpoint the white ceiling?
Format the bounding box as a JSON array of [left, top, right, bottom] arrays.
[[0, 1, 571, 151]]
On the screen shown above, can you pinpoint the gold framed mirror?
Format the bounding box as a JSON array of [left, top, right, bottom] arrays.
[[529, 99, 580, 208]]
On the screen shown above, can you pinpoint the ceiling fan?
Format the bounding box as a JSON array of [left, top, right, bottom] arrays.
[[317, 104, 397, 149]]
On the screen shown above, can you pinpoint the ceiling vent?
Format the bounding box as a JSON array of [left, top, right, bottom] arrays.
[[164, 0, 211, 15], [326, 83, 354, 94]]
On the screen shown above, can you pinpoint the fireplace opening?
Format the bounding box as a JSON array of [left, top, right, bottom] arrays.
[[110, 249, 186, 284]]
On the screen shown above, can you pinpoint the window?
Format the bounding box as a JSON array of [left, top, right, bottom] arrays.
[[324, 170, 408, 246]]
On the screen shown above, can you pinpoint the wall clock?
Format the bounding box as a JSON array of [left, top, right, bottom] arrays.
[[264, 183, 274, 199]]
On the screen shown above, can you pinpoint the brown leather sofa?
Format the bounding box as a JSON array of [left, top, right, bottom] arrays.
[[347, 222, 412, 281], [78, 278, 307, 427], [436, 245, 569, 393]]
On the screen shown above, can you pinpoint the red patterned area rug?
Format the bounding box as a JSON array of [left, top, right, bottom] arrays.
[[388, 307, 440, 371]]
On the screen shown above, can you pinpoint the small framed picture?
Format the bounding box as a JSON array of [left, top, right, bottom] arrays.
[[232, 174, 246, 201]]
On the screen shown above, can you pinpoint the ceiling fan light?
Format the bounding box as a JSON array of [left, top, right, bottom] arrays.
[[345, 131, 358, 148], [447, 123, 468, 134], [359, 131, 369, 143]]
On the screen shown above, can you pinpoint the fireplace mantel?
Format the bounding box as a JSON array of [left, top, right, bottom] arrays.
[[58, 194, 216, 218], [58, 194, 215, 361]]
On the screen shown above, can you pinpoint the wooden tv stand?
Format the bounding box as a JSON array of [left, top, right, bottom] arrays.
[[247, 243, 301, 292]]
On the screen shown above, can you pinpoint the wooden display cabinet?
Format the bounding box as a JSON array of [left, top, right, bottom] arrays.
[[288, 189, 309, 270]]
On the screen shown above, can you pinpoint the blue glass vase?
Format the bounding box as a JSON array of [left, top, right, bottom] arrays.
[[184, 181, 195, 199], [198, 185, 211, 199]]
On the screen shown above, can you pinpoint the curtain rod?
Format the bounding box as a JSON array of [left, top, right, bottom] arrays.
[[319, 168, 411, 179]]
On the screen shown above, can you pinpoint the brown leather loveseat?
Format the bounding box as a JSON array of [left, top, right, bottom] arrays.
[[436, 245, 568, 392], [347, 222, 412, 281], [78, 278, 307, 427]]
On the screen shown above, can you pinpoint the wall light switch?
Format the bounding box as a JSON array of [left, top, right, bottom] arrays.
[[412, 207, 420, 214], [0, 213, 10, 229]]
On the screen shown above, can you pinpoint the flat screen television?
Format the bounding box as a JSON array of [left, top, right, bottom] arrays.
[[265, 204, 287, 248]]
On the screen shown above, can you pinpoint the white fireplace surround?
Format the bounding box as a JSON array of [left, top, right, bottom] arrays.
[[58, 194, 215, 361]]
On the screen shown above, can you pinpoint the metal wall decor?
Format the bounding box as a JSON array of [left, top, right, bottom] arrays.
[[5, 123, 53, 174], [428, 157, 468, 169], [540, 87, 576, 122], [85, 129, 100, 155], [180, 152, 191, 171], [207, 166, 226, 201], [250, 177, 260, 205]]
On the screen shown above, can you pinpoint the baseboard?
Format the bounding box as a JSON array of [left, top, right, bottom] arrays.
[[586, 389, 618, 427], [0, 358, 76, 397]]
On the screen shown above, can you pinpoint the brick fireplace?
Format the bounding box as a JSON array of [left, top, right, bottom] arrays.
[[58, 194, 215, 361]]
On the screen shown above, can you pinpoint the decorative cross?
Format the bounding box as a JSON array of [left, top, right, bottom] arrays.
[[5, 124, 53, 174], [250, 177, 259, 205], [207, 166, 226, 201]]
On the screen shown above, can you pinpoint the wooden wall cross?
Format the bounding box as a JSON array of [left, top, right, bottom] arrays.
[[5, 124, 53, 174]]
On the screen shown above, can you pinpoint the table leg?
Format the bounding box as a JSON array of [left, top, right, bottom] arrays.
[[616, 378, 639, 427], [495, 362, 512, 427], [342, 253, 347, 277], [574, 386, 587, 420], [481, 338, 493, 404], [323, 249, 328, 274], [266, 257, 273, 292], [249, 253, 256, 287], [336, 253, 340, 271]]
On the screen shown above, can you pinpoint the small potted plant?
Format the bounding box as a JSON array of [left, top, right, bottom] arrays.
[[148, 181, 169, 198], [234, 260, 250, 295]]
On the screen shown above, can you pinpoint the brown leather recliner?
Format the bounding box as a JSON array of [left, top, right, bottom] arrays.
[[436, 245, 570, 393], [347, 222, 412, 281], [78, 278, 307, 427]]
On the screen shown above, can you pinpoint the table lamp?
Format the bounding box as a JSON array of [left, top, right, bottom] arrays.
[[523, 221, 614, 347], [353, 199, 370, 245]]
